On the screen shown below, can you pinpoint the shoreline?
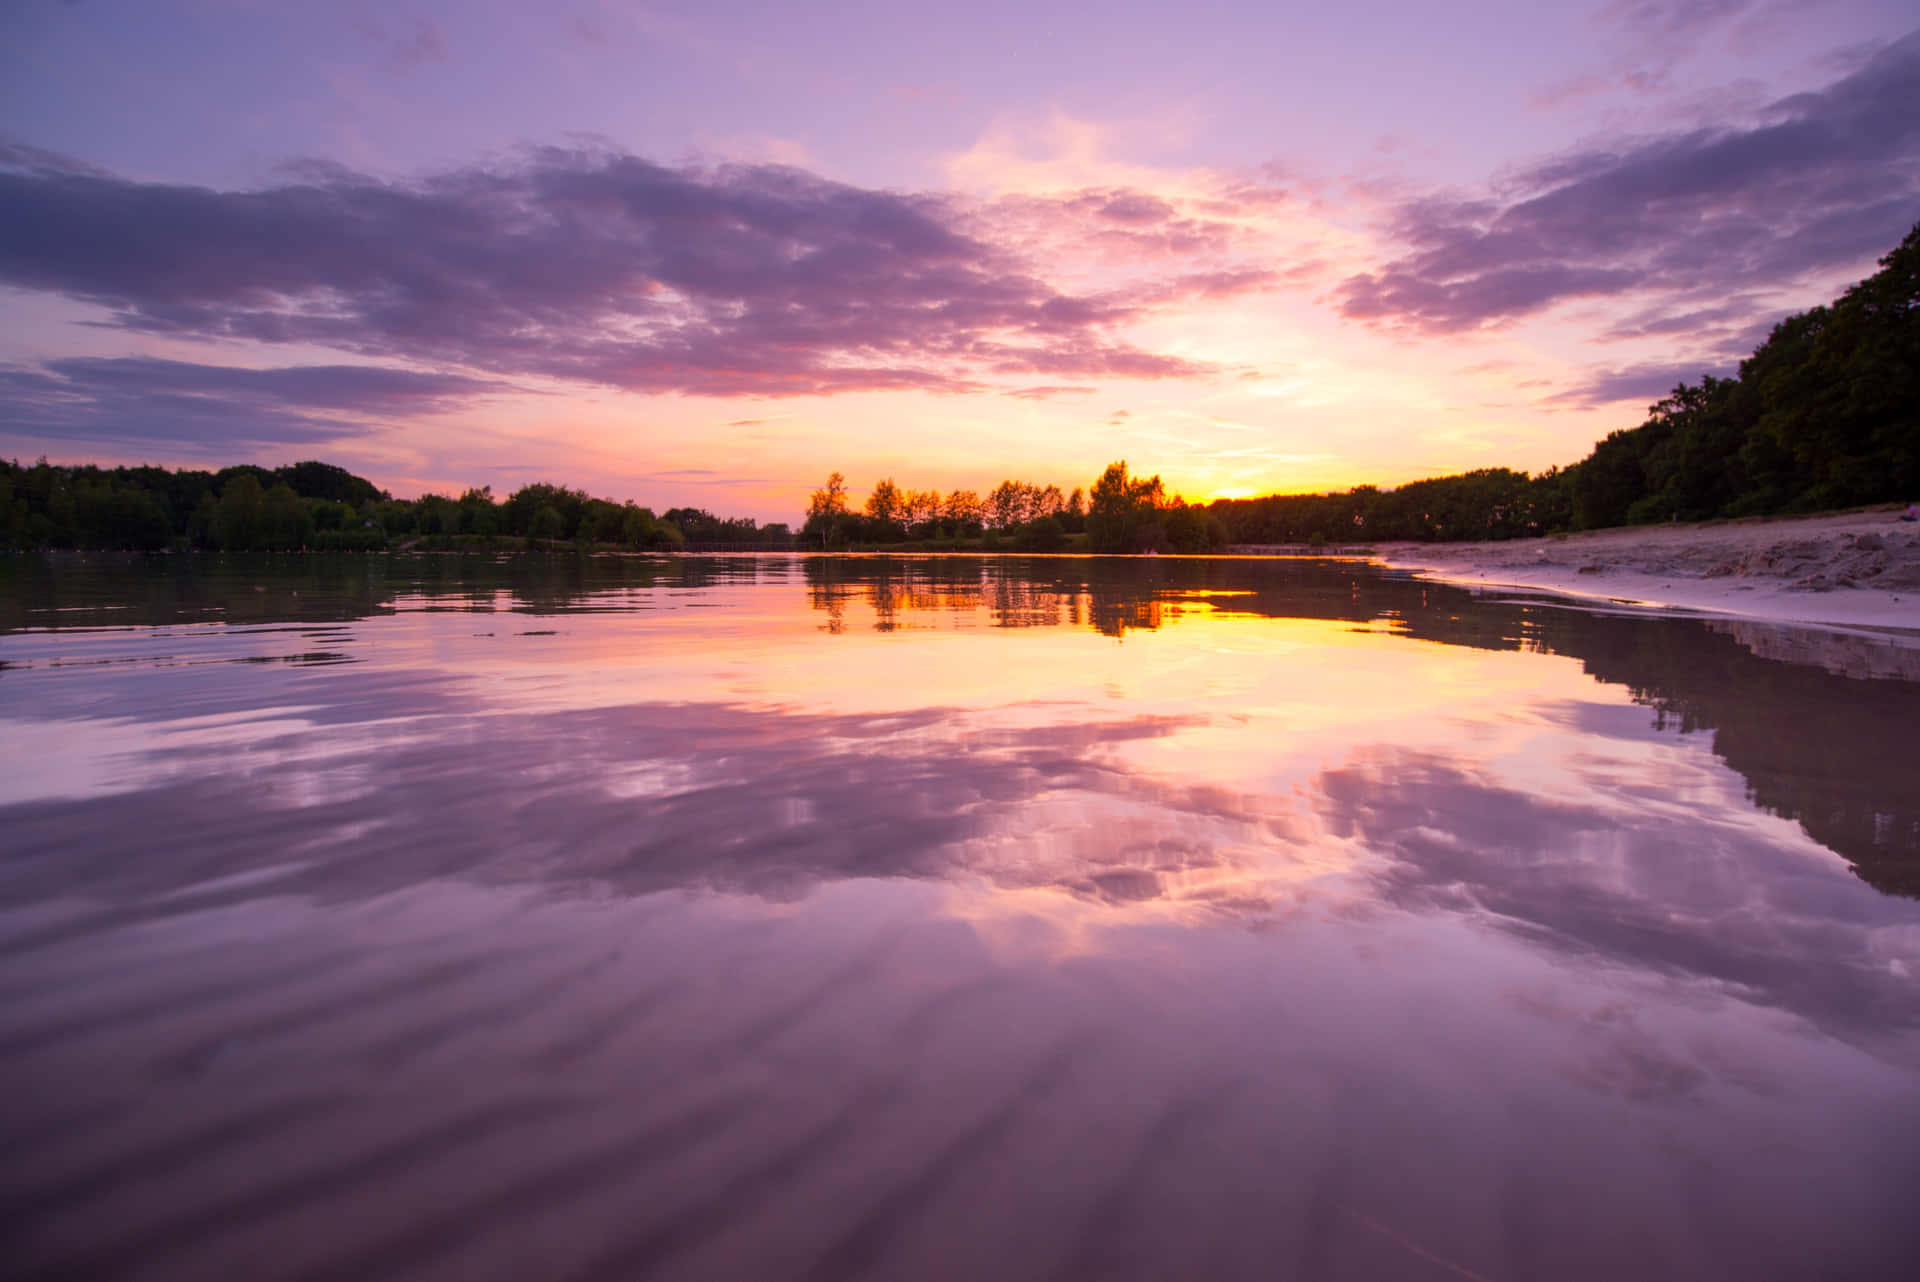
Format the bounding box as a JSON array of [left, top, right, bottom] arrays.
[[1368, 508, 1920, 638]]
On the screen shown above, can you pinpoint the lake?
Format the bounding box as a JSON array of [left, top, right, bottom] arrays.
[[2, 551, 1917, 1282]]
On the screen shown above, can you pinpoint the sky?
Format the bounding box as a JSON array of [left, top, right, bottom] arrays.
[[2, 0, 1917, 521]]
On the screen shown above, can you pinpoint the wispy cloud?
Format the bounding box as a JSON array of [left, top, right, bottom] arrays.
[[1002, 384, 1097, 400], [345, 6, 449, 75], [1596, 0, 1758, 40], [982, 187, 1244, 263], [0, 356, 502, 449], [1540, 360, 1718, 410]]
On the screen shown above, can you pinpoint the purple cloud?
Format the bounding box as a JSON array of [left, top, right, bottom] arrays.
[[1596, 0, 1757, 39], [984, 189, 1243, 261], [0, 144, 1217, 399], [1541, 360, 1718, 410], [0, 356, 503, 449], [1335, 29, 1920, 334], [347, 10, 448, 74]]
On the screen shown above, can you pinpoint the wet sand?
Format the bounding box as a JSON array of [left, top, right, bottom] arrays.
[[1372, 509, 1920, 635]]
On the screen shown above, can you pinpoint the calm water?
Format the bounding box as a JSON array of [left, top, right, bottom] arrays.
[[2, 552, 1917, 1282]]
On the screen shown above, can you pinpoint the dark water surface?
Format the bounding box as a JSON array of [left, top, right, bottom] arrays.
[[3, 552, 1917, 1282]]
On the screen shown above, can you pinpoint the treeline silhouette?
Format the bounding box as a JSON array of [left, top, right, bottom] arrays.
[[0, 459, 794, 552], [800, 472, 1090, 550], [1210, 220, 1918, 545], [799, 462, 1230, 552]]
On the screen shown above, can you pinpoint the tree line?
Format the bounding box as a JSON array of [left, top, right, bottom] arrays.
[[0, 459, 791, 553], [801, 473, 1087, 550], [800, 464, 1229, 552]]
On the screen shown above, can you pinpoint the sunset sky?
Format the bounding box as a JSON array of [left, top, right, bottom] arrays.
[[4, 0, 1917, 521]]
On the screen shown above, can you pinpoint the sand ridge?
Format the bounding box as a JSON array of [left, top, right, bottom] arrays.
[[1371, 508, 1920, 636]]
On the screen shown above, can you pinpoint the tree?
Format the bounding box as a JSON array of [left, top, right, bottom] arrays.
[[458, 486, 499, 536], [619, 506, 656, 548], [74, 482, 171, 549], [808, 472, 849, 520], [803, 472, 852, 547], [987, 480, 1035, 529], [1162, 501, 1210, 553], [864, 477, 903, 524], [1015, 515, 1066, 551], [263, 482, 312, 549], [943, 489, 984, 530], [905, 489, 943, 531], [277, 460, 384, 506], [1086, 461, 1167, 553], [213, 474, 266, 550], [504, 483, 587, 538], [578, 499, 628, 543], [1062, 486, 1087, 533]]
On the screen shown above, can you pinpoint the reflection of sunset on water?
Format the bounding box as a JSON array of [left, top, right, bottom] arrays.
[[3, 553, 1918, 1281]]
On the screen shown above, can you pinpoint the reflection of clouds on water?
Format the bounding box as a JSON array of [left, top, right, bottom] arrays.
[[1317, 749, 1920, 1040], [13, 669, 1916, 1066], [0, 694, 1298, 933]]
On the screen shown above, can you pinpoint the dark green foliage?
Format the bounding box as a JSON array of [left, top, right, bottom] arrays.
[[457, 487, 500, 536], [1014, 515, 1066, 551], [0, 460, 731, 554], [74, 481, 173, 550], [1562, 221, 1919, 526], [413, 494, 459, 537], [1162, 504, 1222, 553], [528, 504, 566, 541], [1086, 461, 1168, 553], [664, 507, 779, 546], [308, 526, 389, 551], [277, 460, 385, 507], [209, 475, 314, 551], [1213, 467, 1564, 545], [213, 464, 276, 495], [0, 458, 389, 550], [501, 483, 583, 537]]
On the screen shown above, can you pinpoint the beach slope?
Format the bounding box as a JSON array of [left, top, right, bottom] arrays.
[[1373, 509, 1920, 634]]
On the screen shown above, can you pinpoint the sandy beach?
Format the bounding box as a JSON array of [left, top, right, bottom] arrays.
[[1369, 508, 1920, 638]]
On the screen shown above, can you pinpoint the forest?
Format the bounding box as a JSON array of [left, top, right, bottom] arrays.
[[2, 221, 1912, 555], [0, 460, 790, 553]]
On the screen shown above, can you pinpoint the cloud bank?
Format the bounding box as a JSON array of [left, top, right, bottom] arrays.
[[0, 143, 1217, 403], [1336, 31, 1920, 335]]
